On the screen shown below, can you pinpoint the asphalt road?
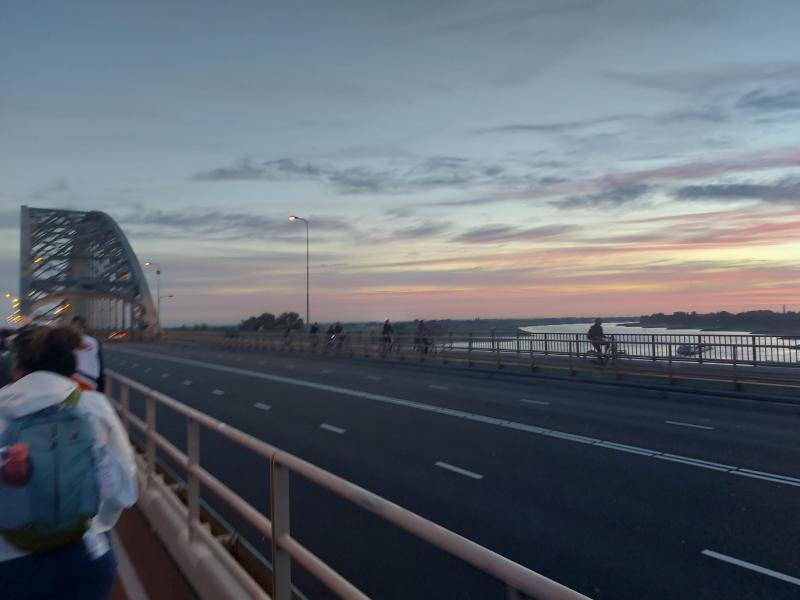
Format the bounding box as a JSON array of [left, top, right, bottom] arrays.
[[105, 343, 800, 600]]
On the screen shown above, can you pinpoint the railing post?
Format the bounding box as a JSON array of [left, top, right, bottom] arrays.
[[468, 332, 473, 367], [448, 331, 453, 350], [651, 335, 656, 361], [543, 333, 549, 355], [515, 333, 520, 354], [697, 335, 703, 364], [187, 419, 200, 541], [145, 395, 156, 488], [270, 456, 292, 600], [491, 329, 496, 352], [752, 336, 757, 366], [732, 345, 739, 390], [668, 342, 674, 384], [120, 383, 130, 432]]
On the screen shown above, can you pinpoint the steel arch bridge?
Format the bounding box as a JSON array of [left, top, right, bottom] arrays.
[[19, 206, 159, 335]]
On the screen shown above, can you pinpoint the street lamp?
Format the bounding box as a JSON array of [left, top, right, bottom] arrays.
[[144, 261, 162, 324], [288, 215, 310, 328]]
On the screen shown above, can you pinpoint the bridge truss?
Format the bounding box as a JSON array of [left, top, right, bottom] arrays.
[[19, 206, 159, 334]]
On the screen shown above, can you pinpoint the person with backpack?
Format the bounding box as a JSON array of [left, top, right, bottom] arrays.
[[0, 326, 137, 599]]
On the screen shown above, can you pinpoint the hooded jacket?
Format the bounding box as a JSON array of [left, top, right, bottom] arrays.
[[0, 371, 138, 562]]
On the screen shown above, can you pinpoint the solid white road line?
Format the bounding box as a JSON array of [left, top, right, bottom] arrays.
[[110, 531, 150, 600], [110, 348, 800, 488], [435, 461, 483, 480], [520, 398, 550, 406], [367, 375, 382, 381], [183, 380, 192, 386], [320, 423, 345, 434], [702, 549, 800, 587], [254, 403, 271, 411], [212, 389, 225, 396], [665, 420, 715, 430], [429, 384, 449, 391]]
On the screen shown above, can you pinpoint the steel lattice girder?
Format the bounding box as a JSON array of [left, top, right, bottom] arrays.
[[19, 206, 158, 331]]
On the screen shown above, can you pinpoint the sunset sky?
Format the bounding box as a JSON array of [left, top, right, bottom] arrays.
[[2, 0, 800, 325]]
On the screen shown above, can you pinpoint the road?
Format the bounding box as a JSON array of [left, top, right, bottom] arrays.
[[105, 343, 800, 600]]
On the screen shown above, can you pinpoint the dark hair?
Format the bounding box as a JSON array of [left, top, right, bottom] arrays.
[[71, 315, 87, 328], [13, 326, 83, 377]]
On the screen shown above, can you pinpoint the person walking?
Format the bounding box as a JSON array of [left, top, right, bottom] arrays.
[[71, 316, 104, 392], [0, 325, 138, 599]]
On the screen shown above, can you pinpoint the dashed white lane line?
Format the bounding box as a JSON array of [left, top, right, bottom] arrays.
[[367, 375, 382, 381], [109, 349, 800, 488], [320, 423, 345, 434], [429, 384, 449, 391], [144, 368, 151, 373], [131, 363, 139, 368], [665, 420, 715, 431], [321, 369, 334, 374], [254, 403, 271, 411], [520, 398, 550, 406], [285, 364, 296, 369], [435, 461, 483, 480], [702, 549, 800, 587], [161, 373, 169, 379], [183, 380, 192, 386], [212, 389, 225, 396]]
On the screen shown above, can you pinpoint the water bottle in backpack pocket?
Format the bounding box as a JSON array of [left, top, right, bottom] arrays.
[[0, 403, 100, 552]]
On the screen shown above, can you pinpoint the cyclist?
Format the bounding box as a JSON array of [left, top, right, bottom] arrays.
[[381, 319, 394, 355], [587, 318, 610, 358]]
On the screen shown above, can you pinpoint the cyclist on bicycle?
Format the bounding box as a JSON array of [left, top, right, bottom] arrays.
[[381, 319, 394, 353], [588, 318, 610, 356]]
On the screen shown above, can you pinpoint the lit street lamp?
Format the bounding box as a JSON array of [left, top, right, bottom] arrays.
[[288, 215, 310, 328], [144, 261, 162, 324]]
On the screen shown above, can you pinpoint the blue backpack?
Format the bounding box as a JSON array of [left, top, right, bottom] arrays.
[[0, 389, 100, 552]]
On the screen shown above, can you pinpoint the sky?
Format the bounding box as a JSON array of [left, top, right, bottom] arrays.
[[2, 0, 800, 325]]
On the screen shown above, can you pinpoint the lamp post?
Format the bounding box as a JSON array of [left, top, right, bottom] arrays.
[[144, 261, 162, 324], [288, 215, 310, 328]]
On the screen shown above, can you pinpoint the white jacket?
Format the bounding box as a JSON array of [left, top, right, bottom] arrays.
[[0, 371, 138, 562]]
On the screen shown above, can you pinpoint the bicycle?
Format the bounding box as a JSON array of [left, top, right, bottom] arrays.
[[584, 335, 627, 366]]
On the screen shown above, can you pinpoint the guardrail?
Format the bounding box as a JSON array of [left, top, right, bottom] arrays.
[[164, 328, 800, 368], [105, 369, 590, 600]]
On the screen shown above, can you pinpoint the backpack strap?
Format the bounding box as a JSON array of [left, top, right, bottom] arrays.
[[63, 386, 82, 408]]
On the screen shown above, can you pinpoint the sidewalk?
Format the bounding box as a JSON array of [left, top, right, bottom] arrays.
[[110, 505, 197, 600]]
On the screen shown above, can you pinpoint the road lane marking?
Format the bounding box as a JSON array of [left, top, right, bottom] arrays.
[[665, 420, 714, 430], [429, 385, 449, 391], [254, 403, 271, 411], [144, 368, 151, 373], [435, 461, 483, 480], [367, 375, 382, 381], [109, 348, 800, 488], [212, 389, 225, 396], [321, 369, 334, 374], [520, 398, 550, 406], [286, 364, 296, 369], [131, 363, 139, 368], [702, 550, 800, 587], [320, 423, 345, 434], [161, 373, 169, 379], [183, 380, 192, 386]]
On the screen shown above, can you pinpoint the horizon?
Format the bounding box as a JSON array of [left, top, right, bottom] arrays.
[[2, 1, 800, 326]]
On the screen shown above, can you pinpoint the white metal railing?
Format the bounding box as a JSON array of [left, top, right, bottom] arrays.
[[106, 369, 591, 600]]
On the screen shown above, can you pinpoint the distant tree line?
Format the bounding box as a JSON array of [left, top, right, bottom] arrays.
[[639, 310, 799, 333], [239, 311, 304, 332]]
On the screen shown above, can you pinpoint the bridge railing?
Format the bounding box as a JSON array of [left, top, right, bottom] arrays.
[[106, 369, 590, 600], [164, 329, 800, 368]]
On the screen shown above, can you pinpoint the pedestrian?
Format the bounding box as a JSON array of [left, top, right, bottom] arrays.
[[0, 325, 138, 599], [71, 316, 104, 392]]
